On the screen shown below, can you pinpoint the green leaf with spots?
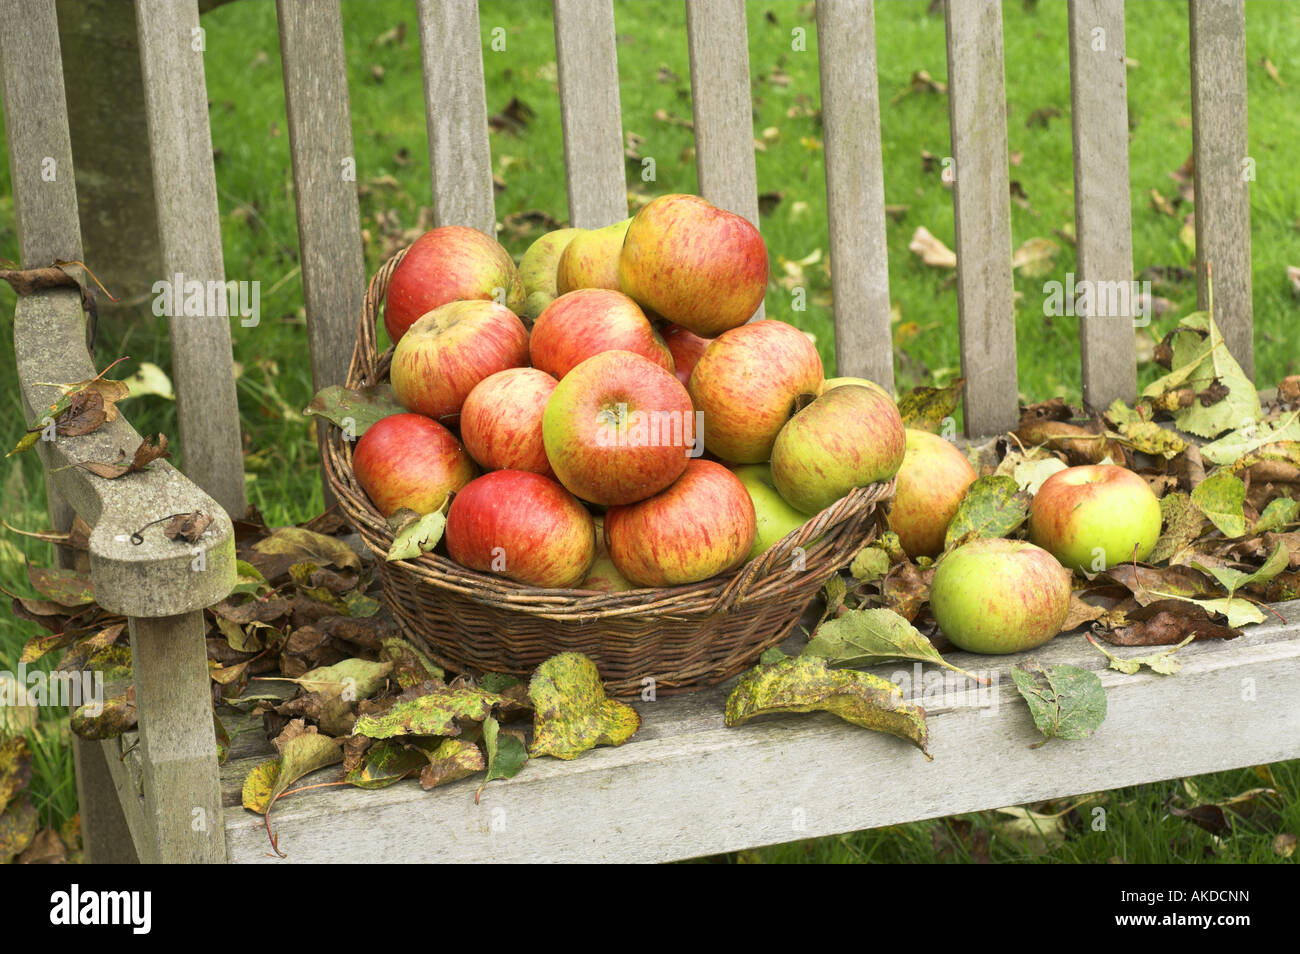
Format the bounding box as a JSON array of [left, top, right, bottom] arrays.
[[419, 738, 485, 790], [1168, 313, 1260, 439], [242, 724, 343, 814], [725, 654, 931, 759], [1254, 497, 1299, 534], [345, 741, 427, 789], [70, 689, 137, 740], [849, 546, 890, 582], [387, 509, 447, 562], [1011, 661, 1107, 745], [480, 715, 528, 793], [380, 637, 445, 687], [896, 378, 964, 433], [0, 796, 39, 861], [297, 658, 392, 701], [1117, 420, 1188, 460], [1190, 470, 1247, 538], [944, 475, 1031, 549], [0, 738, 32, 815], [305, 383, 404, 437], [231, 560, 268, 597], [26, 564, 94, 606], [1200, 409, 1300, 466], [1194, 541, 1289, 596], [1148, 492, 1206, 564], [529, 653, 641, 760], [1089, 633, 1195, 676], [352, 685, 506, 740], [804, 607, 984, 682]]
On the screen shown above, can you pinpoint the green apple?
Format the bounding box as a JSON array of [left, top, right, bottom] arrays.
[[733, 463, 809, 559], [818, 376, 891, 400], [519, 227, 584, 320], [889, 429, 978, 558], [929, 538, 1072, 654], [1028, 464, 1162, 572], [580, 517, 635, 592], [770, 384, 906, 514], [556, 218, 631, 294]]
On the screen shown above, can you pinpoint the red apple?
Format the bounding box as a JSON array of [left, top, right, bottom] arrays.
[[529, 288, 674, 379], [555, 219, 631, 293], [617, 193, 768, 336], [605, 459, 756, 587], [352, 413, 476, 517], [661, 323, 712, 387], [390, 300, 530, 424], [459, 368, 557, 475], [889, 429, 978, 558], [1028, 464, 1163, 572], [383, 226, 524, 344], [687, 319, 823, 463], [445, 470, 596, 588], [542, 350, 695, 505]]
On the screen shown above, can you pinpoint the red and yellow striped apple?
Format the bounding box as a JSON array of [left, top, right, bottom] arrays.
[[459, 367, 557, 476], [529, 288, 673, 379], [890, 429, 978, 558], [1028, 464, 1162, 572], [556, 218, 631, 293], [661, 323, 712, 387], [352, 413, 476, 517]]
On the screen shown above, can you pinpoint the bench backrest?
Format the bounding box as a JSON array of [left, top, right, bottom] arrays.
[[6, 0, 1253, 520]]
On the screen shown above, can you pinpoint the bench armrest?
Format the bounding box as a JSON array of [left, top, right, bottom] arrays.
[[13, 288, 235, 617]]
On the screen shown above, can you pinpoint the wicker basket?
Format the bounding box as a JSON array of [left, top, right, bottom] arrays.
[[322, 247, 895, 697]]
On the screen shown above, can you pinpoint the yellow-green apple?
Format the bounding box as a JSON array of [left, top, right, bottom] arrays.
[[352, 412, 476, 517], [459, 368, 557, 475], [662, 323, 712, 387], [770, 384, 906, 514], [890, 429, 978, 558], [1028, 464, 1162, 572], [617, 193, 768, 336], [529, 288, 674, 379], [688, 319, 823, 463], [519, 227, 584, 320], [445, 470, 595, 588], [733, 463, 809, 559], [383, 226, 524, 344], [819, 376, 891, 400], [555, 218, 631, 293], [929, 538, 1072, 653], [390, 300, 529, 424], [542, 350, 694, 505], [579, 517, 636, 592], [604, 459, 756, 586]]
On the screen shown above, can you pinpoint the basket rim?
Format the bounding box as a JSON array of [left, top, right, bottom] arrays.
[[322, 244, 896, 620]]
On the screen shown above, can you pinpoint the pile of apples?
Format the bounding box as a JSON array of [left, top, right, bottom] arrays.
[[352, 193, 906, 591]]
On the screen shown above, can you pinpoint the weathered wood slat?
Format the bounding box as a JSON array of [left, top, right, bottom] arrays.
[[217, 604, 1300, 863], [1189, 0, 1252, 378], [552, 0, 627, 229], [816, 0, 893, 391], [1068, 0, 1138, 413], [135, 0, 247, 517], [945, 0, 1018, 437], [684, 0, 763, 320], [72, 737, 140, 863], [415, 0, 496, 234]]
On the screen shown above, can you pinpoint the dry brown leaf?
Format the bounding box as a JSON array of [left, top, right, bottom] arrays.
[[909, 227, 956, 269]]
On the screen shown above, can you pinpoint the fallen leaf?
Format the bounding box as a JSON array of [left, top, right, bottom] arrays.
[[242, 721, 342, 814], [529, 653, 640, 760], [909, 226, 956, 269], [803, 607, 984, 682], [944, 475, 1031, 549], [344, 741, 427, 789], [419, 738, 485, 790], [1011, 661, 1106, 745], [479, 714, 528, 794], [896, 378, 964, 433], [164, 511, 213, 543], [304, 383, 404, 438], [1191, 470, 1247, 538], [351, 684, 504, 739], [79, 433, 170, 479], [386, 509, 447, 561], [1149, 492, 1206, 563]]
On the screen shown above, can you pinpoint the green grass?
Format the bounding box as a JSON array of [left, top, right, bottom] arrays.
[[1, 0, 1297, 859]]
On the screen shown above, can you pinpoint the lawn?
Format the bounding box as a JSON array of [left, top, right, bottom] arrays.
[[1, 0, 1297, 862]]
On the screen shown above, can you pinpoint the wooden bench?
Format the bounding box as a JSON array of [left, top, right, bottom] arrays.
[[4, 0, 1294, 863]]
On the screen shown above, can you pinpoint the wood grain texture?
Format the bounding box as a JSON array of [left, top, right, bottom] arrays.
[[945, 0, 1018, 437], [416, 0, 495, 234], [130, 612, 227, 863], [73, 736, 140, 863], [1068, 0, 1138, 413], [217, 603, 1300, 863], [553, 0, 628, 228], [1189, 0, 1253, 378], [685, 0, 763, 319], [135, 0, 247, 517], [816, 0, 892, 390]]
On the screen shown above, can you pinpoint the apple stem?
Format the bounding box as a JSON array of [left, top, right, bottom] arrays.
[[940, 660, 990, 686]]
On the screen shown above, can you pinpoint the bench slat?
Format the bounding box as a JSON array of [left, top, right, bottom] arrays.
[[945, 0, 1019, 437], [277, 0, 367, 395], [1189, 0, 1253, 378], [816, 0, 893, 391], [135, 0, 247, 517], [684, 0, 764, 319], [553, 0, 628, 228], [415, 0, 495, 234], [1068, 0, 1138, 413]]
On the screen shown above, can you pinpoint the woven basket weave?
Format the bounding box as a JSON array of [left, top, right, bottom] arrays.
[[322, 247, 895, 697]]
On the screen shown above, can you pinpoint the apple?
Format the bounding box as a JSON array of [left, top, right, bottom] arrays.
[[929, 538, 1072, 653], [390, 300, 530, 423], [529, 288, 674, 379], [687, 319, 823, 463], [770, 384, 906, 514], [661, 324, 712, 387], [352, 413, 476, 517], [605, 459, 756, 586], [733, 463, 809, 559], [519, 227, 585, 320], [459, 367, 557, 475], [555, 218, 631, 293], [889, 429, 979, 558], [445, 470, 596, 588], [383, 226, 524, 344], [819, 376, 891, 400], [1028, 464, 1162, 572], [542, 350, 694, 505], [617, 193, 768, 336], [579, 517, 636, 592]]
